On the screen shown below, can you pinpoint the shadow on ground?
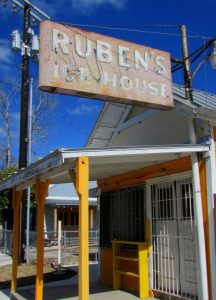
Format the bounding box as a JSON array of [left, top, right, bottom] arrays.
[[0, 268, 77, 290]]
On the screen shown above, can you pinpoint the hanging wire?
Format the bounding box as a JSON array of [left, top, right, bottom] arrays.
[[0, 79, 20, 88], [56, 111, 89, 137], [55, 21, 214, 39], [61, 24, 172, 82], [171, 39, 215, 73]]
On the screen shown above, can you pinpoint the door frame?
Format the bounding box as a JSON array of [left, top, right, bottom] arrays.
[[146, 171, 193, 296]]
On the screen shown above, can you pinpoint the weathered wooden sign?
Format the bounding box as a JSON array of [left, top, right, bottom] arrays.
[[39, 21, 173, 109]]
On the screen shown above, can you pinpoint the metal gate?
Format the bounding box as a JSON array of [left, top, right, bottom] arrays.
[[150, 176, 199, 299]]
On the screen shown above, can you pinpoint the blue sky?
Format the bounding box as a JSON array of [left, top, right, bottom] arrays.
[[0, 0, 216, 163]]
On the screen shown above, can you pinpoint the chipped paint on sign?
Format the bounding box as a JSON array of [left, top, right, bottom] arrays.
[[39, 21, 173, 109]]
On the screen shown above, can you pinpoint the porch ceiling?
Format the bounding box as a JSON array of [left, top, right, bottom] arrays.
[[0, 144, 209, 191]]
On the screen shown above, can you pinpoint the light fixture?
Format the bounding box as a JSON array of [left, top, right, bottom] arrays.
[[210, 41, 216, 70]]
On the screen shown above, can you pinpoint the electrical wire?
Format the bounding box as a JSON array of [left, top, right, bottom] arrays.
[[61, 24, 172, 83], [55, 21, 216, 78], [0, 79, 20, 88], [55, 21, 214, 40], [171, 39, 215, 73], [56, 111, 89, 137]]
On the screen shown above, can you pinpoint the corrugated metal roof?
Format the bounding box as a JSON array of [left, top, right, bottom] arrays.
[[172, 84, 216, 111], [46, 198, 97, 206], [48, 182, 97, 197]]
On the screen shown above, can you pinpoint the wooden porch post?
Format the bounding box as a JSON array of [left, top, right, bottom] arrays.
[[69, 156, 89, 300], [199, 158, 212, 299], [11, 188, 23, 292], [34, 179, 50, 300]]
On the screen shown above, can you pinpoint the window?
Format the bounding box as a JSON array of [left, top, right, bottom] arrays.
[[58, 212, 63, 221], [70, 210, 79, 226], [157, 187, 174, 220], [71, 211, 75, 225], [64, 211, 68, 226], [100, 185, 146, 248], [75, 211, 79, 225], [180, 183, 194, 220]]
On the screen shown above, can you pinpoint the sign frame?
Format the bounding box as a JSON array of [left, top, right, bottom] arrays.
[[39, 20, 173, 110]]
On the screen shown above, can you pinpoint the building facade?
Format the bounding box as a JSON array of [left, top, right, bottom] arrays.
[[86, 84, 216, 300]]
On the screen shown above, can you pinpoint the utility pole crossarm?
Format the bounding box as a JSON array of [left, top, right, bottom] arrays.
[[9, 0, 50, 22]]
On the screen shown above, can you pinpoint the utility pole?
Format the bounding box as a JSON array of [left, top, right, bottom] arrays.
[[180, 25, 193, 102], [2, 0, 50, 263], [180, 24, 209, 300], [19, 2, 30, 263], [26, 77, 33, 264]]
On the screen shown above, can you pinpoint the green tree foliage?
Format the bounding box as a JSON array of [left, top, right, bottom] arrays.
[[0, 166, 16, 209]]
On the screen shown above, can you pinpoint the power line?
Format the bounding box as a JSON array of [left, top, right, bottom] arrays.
[[0, 79, 20, 88], [56, 21, 214, 40], [61, 24, 172, 83]]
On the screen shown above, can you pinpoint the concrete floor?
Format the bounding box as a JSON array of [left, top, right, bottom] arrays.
[[10, 282, 156, 300], [4, 263, 158, 300]]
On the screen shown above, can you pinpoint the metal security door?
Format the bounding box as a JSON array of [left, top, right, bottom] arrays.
[[151, 177, 199, 300]]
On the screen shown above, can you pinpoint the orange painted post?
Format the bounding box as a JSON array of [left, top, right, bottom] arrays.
[[34, 179, 50, 300], [199, 159, 212, 300], [11, 189, 23, 292], [76, 157, 89, 300]]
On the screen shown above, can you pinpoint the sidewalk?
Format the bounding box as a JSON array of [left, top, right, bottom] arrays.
[[0, 263, 158, 300], [0, 253, 12, 300], [0, 253, 12, 267]]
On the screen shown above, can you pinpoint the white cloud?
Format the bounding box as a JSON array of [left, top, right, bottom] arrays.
[[68, 102, 100, 116], [0, 39, 13, 65], [71, 0, 127, 14]]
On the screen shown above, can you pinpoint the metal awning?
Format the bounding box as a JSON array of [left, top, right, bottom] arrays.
[[0, 144, 209, 191]]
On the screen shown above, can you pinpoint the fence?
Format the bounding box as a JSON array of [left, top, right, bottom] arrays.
[[0, 229, 13, 255], [0, 229, 99, 266]]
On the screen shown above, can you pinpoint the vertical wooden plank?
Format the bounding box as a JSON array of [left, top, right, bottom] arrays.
[[113, 242, 121, 290], [54, 207, 57, 232], [11, 189, 23, 292], [77, 157, 89, 300], [35, 200, 45, 300], [35, 180, 50, 300], [199, 159, 212, 300], [138, 244, 149, 299]]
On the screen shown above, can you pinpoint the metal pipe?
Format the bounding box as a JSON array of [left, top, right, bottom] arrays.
[[188, 118, 209, 300], [57, 220, 62, 271], [26, 77, 33, 264], [191, 55, 210, 82]]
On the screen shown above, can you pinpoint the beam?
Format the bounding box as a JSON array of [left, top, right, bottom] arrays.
[[11, 189, 23, 292], [108, 105, 132, 146], [199, 158, 212, 299], [98, 156, 192, 192], [76, 157, 89, 300], [34, 178, 50, 300], [117, 109, 159, 133], [189, 118, 209, 300], [69, 169, 77, 187]]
